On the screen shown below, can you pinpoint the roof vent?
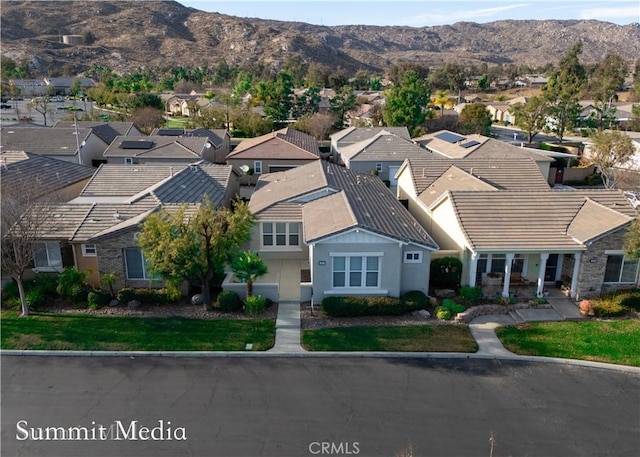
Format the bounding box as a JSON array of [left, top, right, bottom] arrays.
[[113, 210, 122, 220]]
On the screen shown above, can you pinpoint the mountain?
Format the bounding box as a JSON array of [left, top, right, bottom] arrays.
[[1, 0, 639, 75]]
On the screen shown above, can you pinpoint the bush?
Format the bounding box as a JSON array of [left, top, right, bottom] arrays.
[[244, 295, 266, 316], [87, 290, 111, 309], [609, 289, 640, 311], [217, 290, 242, 312], [401, 290, 429, 309], [592, 297, 626, 317], [25, 287, 47, 308], [117, 287, 137, 303], [2, 280, 20, 300], [435, 306, 452, 320], [322, 296, 402, 317], [57, 268, 89, 303], [31, 274, 59, 299], [442, 298, 466, 314], [430, 257, 463, 290], [459, 285, 483, 304], [115, 288, 175, 304]]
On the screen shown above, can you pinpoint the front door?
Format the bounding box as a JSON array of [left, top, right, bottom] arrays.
[[545, 254, 559, 282]]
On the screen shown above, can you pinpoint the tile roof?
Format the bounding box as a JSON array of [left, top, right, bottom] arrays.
[[226, 127, 320, 160], [54, 121, 139, 140], [331, 126, 411, 144], [150, 128, 227, 149], [79, 164, 183, 198], [339, 131, 429, 163], [418, 165, 497, 207], [250, 161, 437, 249], [103, 136, 209, 158], [151, 163, 234, 205], [1, 126, 92, 156], [447, 190, 636, 251], [1, 151, 95, 197]]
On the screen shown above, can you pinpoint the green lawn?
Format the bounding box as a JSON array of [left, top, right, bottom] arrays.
[[0, 312, 275, 351], [302, 325, 478, 352], [496, 320, 640, 367], [166, 116, 190, 128]]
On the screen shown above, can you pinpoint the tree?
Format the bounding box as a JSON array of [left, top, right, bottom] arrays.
[[510, 95, 550, 143], [382, 70, 431, 134], [330, 86, 358, 129], [459, 103, 492, 135], [432, 90, 450, 118], [584, 129, 635, 189], [294, 112, 336, 140], [1, 179, 59, 316], [129, 107, 164, 134], [624, 218, 640, 260], [137, 199, 255, 310], [28, 95, 54, 126], [231, 251, 268, 297]]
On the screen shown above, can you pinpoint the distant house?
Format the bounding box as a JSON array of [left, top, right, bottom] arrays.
[[28, 162, 239, 289], [102, 135, 216, 165], [151, 127, 231, 164], [330, 126, 411, 163], [243, 161, 438, 302], [485, 103, 516, 125], [225, 128, 321, 185]]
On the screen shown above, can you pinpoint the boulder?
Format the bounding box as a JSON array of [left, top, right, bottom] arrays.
[[434, 289, 456, 298], [191, 294, 204, 305], [127, 300, 141, 310], [108, 299, 119, 307], [412, 309, 431, 320]]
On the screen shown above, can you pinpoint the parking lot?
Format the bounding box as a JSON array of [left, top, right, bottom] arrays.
[[0, 98, 95, 126]]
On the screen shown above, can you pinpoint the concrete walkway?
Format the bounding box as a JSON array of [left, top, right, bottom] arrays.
[[268, 301, 306, 353]]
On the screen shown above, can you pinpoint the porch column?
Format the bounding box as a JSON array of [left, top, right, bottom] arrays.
[[502, 253, 514, 297], [468, 252, 478, 287], [537, 253, 549, 297], [570, 253, 582, 299]]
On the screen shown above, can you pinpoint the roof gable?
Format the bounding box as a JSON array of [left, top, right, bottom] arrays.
[[227, 128, 319, 160], [419, 165, 497, 207], [340, 131, 427, 162], [567, 198, 634, 243]]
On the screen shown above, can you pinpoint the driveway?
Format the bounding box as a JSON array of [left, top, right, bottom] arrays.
[[2, 356, 638, 457]]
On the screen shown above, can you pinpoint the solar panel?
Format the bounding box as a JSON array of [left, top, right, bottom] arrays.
[[434, 131, 466, 143], [120, 140, 154, 150], [157, 129, 183, 136], [461, 140, 480, 148]]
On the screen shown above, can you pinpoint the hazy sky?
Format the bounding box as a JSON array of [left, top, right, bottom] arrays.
[[179, 0, 640, 27]]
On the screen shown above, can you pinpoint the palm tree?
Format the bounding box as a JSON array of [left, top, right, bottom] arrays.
[[433, 90, 450, 117], [231, 251, 268, 297]]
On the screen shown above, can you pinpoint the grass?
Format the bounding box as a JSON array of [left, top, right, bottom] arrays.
[[166, 116, 190, 128], [496, 320, 640, 367], [0, 312, 275, 351], [302, 325, 478, 352]]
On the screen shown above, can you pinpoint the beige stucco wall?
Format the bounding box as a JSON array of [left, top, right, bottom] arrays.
[[227, 158, 318, 185], [73, 244, 100, 287]]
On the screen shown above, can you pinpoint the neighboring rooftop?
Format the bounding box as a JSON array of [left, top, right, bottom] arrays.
[[227, 127, 320, 160], [103, 136, 210, 158], [0, 126, 92, 156], [339, 130, 429, 163], [331, 126, 411, 145]]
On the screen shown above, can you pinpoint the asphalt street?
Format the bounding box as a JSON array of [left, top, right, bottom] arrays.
[[2, 356, 639, 457]]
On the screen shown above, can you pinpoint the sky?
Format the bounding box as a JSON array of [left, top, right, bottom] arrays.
[[179, 0, 640, 27]]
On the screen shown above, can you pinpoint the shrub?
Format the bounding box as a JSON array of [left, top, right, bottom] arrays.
[[87, 290, 111, 309], [442, 298, 466, 314], [321, 296, 406, 317], [401, 290, 429, 309], [2, 280, 20, 300], [244, 295, 266, 316], [31, 274, 59, 298], [610, 289, 640, 311], [217, 290, 242, 312], [57, 268, 89, 303], [430, 257, 463, 290], [117, 288, 137, 303], [435, 306, 452, 320], [592, 297, 626, 317], [25, 287, 47, 308], [459, 285, 483, 304]]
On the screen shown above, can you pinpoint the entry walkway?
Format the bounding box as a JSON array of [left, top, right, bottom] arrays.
[[269, 301, 305, 353]]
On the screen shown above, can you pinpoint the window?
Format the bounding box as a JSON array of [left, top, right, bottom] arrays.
[[332, 255, 380, 288], [125, 247, 151, 280], [490, 254, 506, 273], [34, 242, 62, 269], [261, 222, 300, 247], [604, 254, 639, 283], [124, 157, 133, 165], [376, 163, 383, 173], [254, 160, 262, 174], [404, 251, 422, 263], [82, 244, 97, 257], [511, 254, 525, 273]]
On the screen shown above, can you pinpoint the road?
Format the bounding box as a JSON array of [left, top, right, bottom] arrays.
[[490, 125, 566, 145], [2, 356, 638, 457]]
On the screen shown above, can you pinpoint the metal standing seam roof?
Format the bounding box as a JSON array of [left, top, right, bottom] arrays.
[[0, 127, 92, 156], [339, 131, 430, 163], [0, 151, 95, 194], [447, 190, 636, 251], [227, 128, 320, 160]]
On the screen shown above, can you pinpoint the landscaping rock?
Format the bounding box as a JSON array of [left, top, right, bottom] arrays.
[[109, 299, 119, 307], [429, 296, 439, 307], [127, 300, 141, 310], [191, 294, 204, 305], [434, 289, 456, 298], [412, 309, 431, 319]]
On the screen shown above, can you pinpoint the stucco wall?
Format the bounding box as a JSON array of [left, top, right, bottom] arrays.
[[347, 160, 406, 182], [73, 244, 100, 287]]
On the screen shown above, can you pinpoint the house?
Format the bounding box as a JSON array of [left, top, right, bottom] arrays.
[[336, 130, 432, 185], [485, 103, 516, 125], [330, 126, 411, 162], [346, 103, 378, 127], [225, 127, 321, 185], [243, 161, 438, 302], [413, 130, 555, 182], [1, 150, 96, 203], [102, 135, 216, 165], [0, 126, 108, 166], [396, 157, 638, 299], [151, 127, 231, 164], [27, 162, 239, 289]]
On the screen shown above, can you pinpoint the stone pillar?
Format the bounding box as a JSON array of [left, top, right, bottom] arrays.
[[469, 252, 478, 287], [502, 253, 514, 297], [570, 253, 582, 299], [537, 253, 549, 297]]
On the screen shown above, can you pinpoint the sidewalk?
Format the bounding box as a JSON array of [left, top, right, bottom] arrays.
[[268, 301, 305, 353]]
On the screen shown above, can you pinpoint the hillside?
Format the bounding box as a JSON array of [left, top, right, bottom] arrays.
[[1, 0, 639, 75]]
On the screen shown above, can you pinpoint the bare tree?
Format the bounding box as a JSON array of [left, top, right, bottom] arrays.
[[28, 95, 54, 126], [584, 129, 635, 189], [294, 113, 336, 141], [1, 177, 60, 316]]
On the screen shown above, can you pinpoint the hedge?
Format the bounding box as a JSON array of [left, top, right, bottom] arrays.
[[321, 291, 428, 317], [116, 287, 175, 304]]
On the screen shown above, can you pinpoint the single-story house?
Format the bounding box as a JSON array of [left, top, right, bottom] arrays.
[[330, 126, 411, 162], [102, 135, 216, 165], [151, 127, 231, 164], [396, 157, 638, 299], [244, 161, 438, 303], [225, 127, 321, 185]]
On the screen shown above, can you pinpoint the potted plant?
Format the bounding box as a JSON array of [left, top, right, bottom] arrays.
[[579, 299, 594, 316]]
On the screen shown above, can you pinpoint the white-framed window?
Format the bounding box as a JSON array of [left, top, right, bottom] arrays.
[[404, 251, 422, 263], [254, 160, 263, 174], [125, 247, 151, 280], [332, 255, 380, 288], [604, 254, 639, 283], [124, 157, 133, 165], [33, 242, 62, 269], [261, 222, 300, 247], [81, 243, 97, 257], [376, 163, 383, 173]]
